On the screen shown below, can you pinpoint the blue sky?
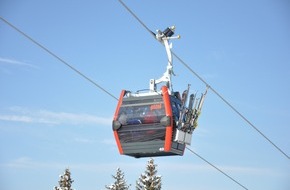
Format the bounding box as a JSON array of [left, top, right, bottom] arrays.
[[0, 0, 289, 190]]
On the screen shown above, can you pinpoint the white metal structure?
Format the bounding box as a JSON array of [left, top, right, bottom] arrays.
[[149, 26, 180, 94]]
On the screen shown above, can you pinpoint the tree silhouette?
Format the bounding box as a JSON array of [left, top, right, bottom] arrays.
[[54, 168, 74, 190], [105, 167, 130, 190], [136, 158, 161, 190]]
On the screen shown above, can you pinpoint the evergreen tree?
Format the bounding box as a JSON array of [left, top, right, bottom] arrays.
[[136, 158, 161, 190], [105, 167, 130, 190], [54, 168, 74, 190]]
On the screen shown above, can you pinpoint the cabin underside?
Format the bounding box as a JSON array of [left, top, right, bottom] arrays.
[[121, 140, 185, 158], [116, 119, 186, 158]]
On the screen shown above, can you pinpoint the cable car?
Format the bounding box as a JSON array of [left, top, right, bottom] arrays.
[[112, 26, 208, 158]]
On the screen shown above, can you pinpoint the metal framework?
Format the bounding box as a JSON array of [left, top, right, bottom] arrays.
[[149, 26, 180, 94]]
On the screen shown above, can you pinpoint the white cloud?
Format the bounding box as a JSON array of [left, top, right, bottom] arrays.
[[2, 157, 64, 170], [157, 161, 282, 177], [0, 107, 111, 126], [0, 115, 34, 123], [0, 57, 37, 69], [101, 138, 116, 145], [4, 157, 37, 169], [74, 137, 96, 144], [2, 156, 281, 178], [1, 156, 134, 172]]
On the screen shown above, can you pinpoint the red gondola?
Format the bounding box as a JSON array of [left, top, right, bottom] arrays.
[[112, 26, 207, 158]]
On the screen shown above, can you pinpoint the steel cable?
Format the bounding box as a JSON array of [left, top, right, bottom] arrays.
[[0, 16, 118, 101]]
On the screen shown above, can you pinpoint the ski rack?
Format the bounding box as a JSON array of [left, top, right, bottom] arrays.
[[174, 85, 209, 145]]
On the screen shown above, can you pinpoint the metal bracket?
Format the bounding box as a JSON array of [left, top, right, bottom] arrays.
[[149, 26, 180, 94]]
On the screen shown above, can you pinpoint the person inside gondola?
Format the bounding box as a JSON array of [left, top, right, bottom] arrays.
[[143, 110, 158, 124]]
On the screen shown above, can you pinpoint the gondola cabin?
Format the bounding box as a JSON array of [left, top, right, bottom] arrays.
[[113, 86, 185, 158], [112, 26, 207, 158]]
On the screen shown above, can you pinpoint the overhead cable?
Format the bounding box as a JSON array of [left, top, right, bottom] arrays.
[[186, 147, 248, 190], [172, 52, 290, 160], [117, 0, 289, 160], [0, 16, 118, 101]]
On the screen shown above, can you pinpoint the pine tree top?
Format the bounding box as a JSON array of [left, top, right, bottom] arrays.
[[105, 167, 130, 190], [54, 168, 74, 190], [136, 158, 162, 190]]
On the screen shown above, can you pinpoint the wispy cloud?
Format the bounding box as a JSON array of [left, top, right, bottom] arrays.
[[74, 137, 97, 144], [157, 161, 282, 177], [0, 115, 34, 123], [0, 57, 37, 69], [1, 156, 283, 178], [101, 138, 116, 145], [0, 106, 111, 126], [1, 156, 138, 172], [1, 157, 65, 170]]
